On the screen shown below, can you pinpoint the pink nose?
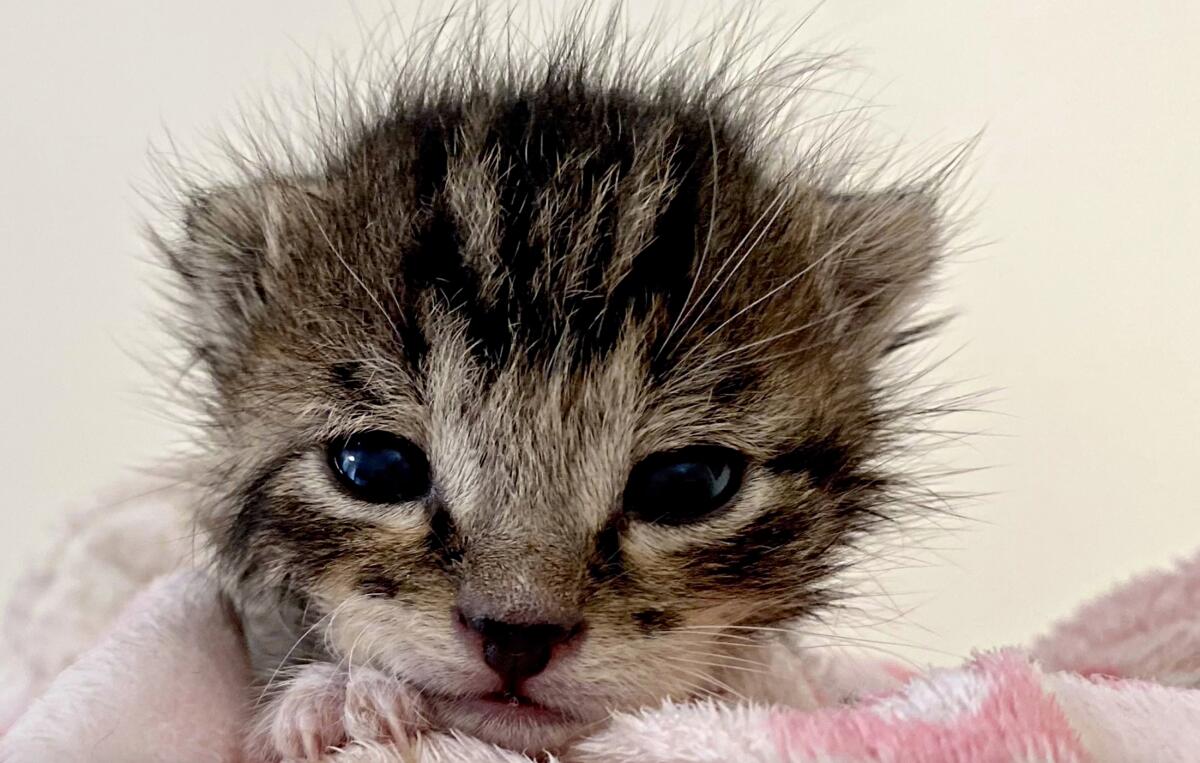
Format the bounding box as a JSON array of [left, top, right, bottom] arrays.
[[459, 612, 583, 686]]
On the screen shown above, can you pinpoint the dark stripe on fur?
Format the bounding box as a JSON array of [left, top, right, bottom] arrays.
[[765, 434, 865, 493], [226, 456, 371, 586], [632, 608, 680, 634], [587, 517, 627, 585], [392, 85, 731, 370], [680, 507, 817, 594], [426, 501, 464, 570]]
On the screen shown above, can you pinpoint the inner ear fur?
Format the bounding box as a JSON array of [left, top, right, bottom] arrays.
[[165, 177, 321, 378], [814, 187, 942, 347]]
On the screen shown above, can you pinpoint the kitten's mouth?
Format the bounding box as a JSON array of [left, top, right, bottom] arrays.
[[440, 690, 573, 725], [421, 687, 592, 752]]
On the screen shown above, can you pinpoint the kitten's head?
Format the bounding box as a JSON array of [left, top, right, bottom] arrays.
[[161, 24, 944, 752]]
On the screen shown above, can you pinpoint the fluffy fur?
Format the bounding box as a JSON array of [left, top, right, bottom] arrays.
[[151, 4, 958, 757]]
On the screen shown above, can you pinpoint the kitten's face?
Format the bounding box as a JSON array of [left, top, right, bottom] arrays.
[[170, 85, 938, 751]]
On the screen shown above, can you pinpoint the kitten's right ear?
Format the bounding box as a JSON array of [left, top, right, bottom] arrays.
[[164, 179, 310, 379]]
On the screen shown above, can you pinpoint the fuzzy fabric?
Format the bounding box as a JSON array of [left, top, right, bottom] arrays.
[[2, 486, 1199, 762]]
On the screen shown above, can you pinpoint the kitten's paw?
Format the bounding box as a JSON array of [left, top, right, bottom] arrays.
[[253, 663, 349, 761], [342, 666, 427, 749], [250, 663, 427, 761]]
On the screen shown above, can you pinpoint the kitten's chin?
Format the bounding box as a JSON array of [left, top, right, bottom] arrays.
[[424, 691, 597, 753]]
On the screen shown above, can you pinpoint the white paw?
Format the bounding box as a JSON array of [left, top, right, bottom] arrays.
[[341, 666, 426, 748], [249, 662, 426, 761]]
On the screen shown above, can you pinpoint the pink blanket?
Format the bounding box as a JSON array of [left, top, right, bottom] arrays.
[[3, 487, 1199, 762]]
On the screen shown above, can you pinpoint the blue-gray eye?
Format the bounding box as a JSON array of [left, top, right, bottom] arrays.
[[623, 446, 745, 525], [328, 431, 431, 504]]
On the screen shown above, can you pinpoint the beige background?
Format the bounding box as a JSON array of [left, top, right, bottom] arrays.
[[1, 1, 1197, 664]]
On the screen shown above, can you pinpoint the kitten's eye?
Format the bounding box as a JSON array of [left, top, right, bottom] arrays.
[[623, 446, 745, 525], [328, 431, 431, 504]]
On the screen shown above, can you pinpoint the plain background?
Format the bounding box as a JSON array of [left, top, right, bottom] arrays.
[[1, 1, 1197, 664]]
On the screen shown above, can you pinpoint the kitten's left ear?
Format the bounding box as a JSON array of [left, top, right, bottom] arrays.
[[816, 187, 943, 349]]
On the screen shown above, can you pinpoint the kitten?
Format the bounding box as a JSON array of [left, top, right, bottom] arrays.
[[156, 8, 950, 759]]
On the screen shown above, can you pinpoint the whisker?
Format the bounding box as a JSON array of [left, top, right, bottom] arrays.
[[666, 188, 792, 352], [255, 596, 356, 708], [664, 663, 750, 704], [661, 655, 773, 677], [674, 230, 849, 365], [676, 277, 900, 379], [656, 113, 723, 355]]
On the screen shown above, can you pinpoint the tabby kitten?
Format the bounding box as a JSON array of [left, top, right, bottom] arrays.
[[158, 9, 949, 759]]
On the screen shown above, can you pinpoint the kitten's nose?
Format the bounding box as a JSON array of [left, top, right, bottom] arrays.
[[461, 614, 582, 685]]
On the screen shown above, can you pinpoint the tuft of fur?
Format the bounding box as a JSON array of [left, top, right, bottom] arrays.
[[150, 3, 965, 757]]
